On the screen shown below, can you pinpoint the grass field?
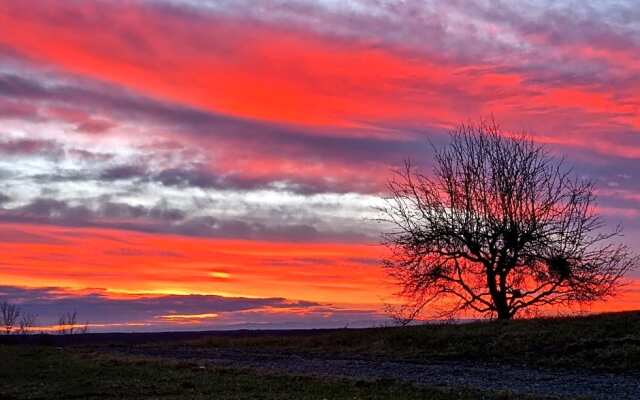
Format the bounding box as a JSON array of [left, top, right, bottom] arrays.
[[1, 311, 639, 399], [193, 311, 640, 372], [0, 346, 547, 400]]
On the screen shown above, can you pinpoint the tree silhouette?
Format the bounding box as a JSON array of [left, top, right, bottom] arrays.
[[380, 120, 636, 321], [1, 301, 20, 334]]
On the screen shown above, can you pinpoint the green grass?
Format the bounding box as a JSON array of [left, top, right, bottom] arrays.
[[0, 346, 545, 400], [193, 311, 640, 372]]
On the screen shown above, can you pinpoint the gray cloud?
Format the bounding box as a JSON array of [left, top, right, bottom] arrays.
[[0, 197, 370, 242]]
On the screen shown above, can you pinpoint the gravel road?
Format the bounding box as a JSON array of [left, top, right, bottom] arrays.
[[104, 346, 640, 399]]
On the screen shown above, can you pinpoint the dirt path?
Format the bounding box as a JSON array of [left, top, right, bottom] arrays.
[[103, 346, 640, 399]]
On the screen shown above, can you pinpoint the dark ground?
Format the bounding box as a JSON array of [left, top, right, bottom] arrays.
[[2, 311, 640, 399]]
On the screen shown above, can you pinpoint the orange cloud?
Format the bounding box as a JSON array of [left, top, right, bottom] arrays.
[[0, 223, 392, 308], [1, 222, 637, 322]]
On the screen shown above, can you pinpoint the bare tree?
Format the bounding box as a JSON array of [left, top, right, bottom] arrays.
[[79, 320, 89, 334], [1, 301, 21, 334], [57, 311, 89, 334], [58, 311, 77, 335], [18, 313, 38, 335], [380, 120, 636, 321]]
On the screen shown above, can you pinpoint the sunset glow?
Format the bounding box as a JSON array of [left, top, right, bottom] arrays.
[[1, 0, 639, 331]]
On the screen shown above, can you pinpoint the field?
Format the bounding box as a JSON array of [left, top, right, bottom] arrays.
[[1, 311, 639, 399]]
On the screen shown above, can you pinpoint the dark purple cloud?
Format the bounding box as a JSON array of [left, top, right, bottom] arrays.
[[0, 226, 67, 244], [0, 138, 64, 158], [0, 285, 385, 331], [0, 285, 314, 325]]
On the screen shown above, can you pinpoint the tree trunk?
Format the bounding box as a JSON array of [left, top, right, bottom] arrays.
[[486, 265, 512, 320], [493, 291, 512, 320], [496, 307, 511, 320]]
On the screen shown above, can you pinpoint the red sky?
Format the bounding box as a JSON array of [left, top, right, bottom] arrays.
[[0, 0, 639, 330]]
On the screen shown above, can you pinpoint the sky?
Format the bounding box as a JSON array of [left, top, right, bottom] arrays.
[[0, 0, 639, 332]]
